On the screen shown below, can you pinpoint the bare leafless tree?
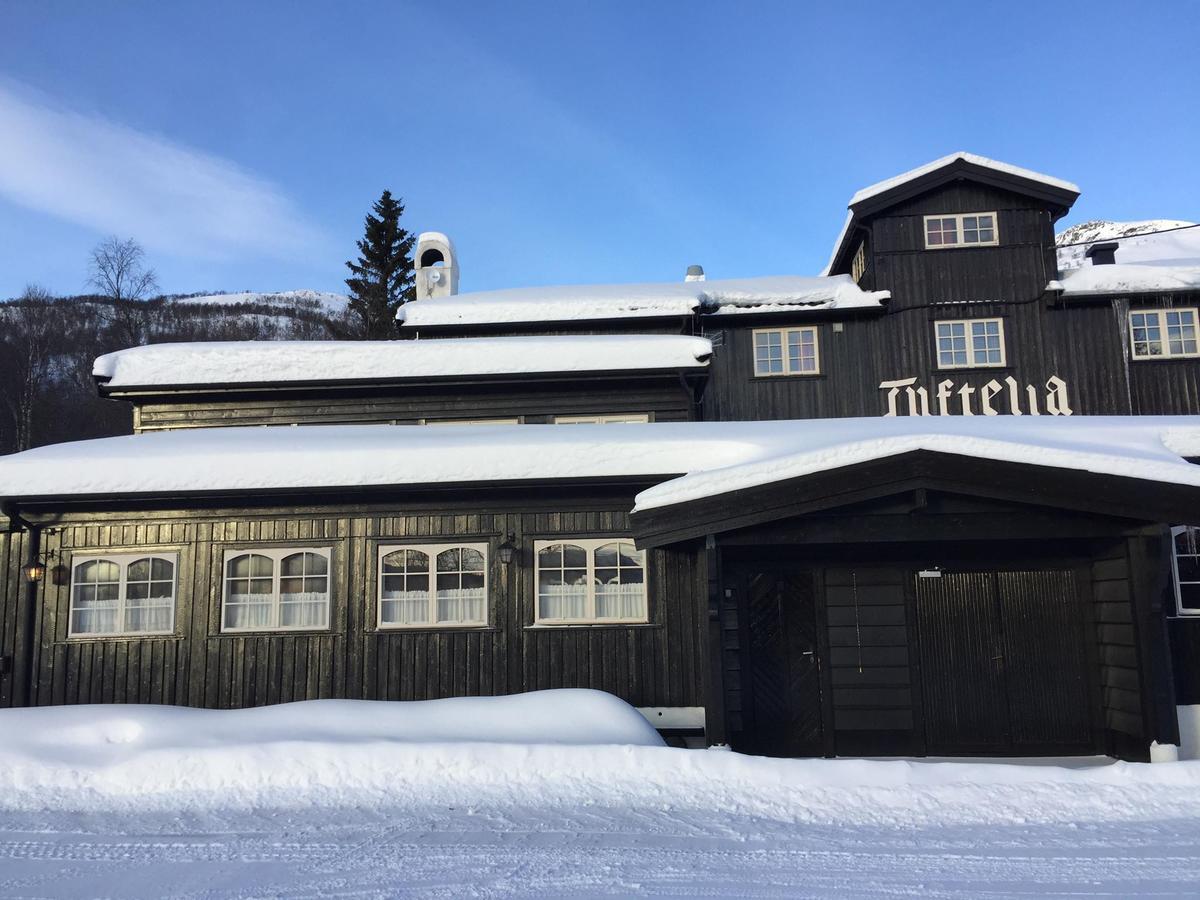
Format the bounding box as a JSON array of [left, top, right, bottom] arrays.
[[88, 236, 159, 346], [0, 284, 58, 452]]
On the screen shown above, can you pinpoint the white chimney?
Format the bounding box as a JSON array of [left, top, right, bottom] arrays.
[[685, 264, 705, 282], [415, 232, 459, 300]]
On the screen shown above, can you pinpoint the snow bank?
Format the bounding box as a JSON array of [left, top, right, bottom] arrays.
[[397, 275, 887, 327], [849, 151, 1079, 207], [93, 335, 713, 388], [2, 416, 1200, 504], [1058, 262, 1200, 297], [3, 696, 1200, 823], [0, 692, 661, 768]]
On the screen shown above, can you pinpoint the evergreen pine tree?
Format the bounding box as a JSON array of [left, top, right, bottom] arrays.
[[344, 190, 415, 339]]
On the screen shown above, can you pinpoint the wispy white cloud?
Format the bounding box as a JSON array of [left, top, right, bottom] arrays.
[[0, 80, 325, 260]]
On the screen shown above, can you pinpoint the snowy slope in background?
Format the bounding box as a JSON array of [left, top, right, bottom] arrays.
[[1057, 220, 1200, 270], [170, 289, 350, 317]]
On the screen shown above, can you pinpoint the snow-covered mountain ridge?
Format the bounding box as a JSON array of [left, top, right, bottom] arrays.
[[1057, 219, 1200, 270]]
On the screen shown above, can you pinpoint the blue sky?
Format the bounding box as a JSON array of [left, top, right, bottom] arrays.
[[1, 0, 1197, 299]]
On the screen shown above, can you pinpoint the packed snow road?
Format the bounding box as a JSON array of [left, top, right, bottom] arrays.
[[2, 792, 1200, 898], [1, 697, 1199, 898]]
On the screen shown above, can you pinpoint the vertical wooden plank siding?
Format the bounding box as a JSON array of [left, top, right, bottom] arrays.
[[11, 504, 705, 712]]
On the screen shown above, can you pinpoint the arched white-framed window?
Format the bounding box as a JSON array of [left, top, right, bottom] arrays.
[[1171, 526, 1200, 616], [69, 553, 177, 637], [534, 538, 648, 625], [221, 547, 332, 632], [378, 543, 488, 628]]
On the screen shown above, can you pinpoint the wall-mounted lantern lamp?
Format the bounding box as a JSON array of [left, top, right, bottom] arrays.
[[497, 534, 517, 566], [22, 547, 67, 585]]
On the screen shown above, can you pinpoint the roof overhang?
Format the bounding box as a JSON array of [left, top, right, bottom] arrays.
[[630, 449, 1200, 548], [828, 156, 1081, 276]]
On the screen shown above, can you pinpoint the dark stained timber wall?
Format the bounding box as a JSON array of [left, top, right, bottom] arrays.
[[13, 504, 706, 712], [128, 375, 697, 432], [1091, 548, 1145, 743], [0, 527, 28, 708]]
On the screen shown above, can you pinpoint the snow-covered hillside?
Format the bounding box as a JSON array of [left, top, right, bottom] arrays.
[[169, 289, 350, 317], [1057, 219, 1200, 270]]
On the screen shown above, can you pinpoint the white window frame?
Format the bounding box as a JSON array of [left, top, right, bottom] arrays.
[[220, 546, 333, 633], [422, 418, 521, 426], [376, 542, 489, 629], [1172, 526, 1200, 616], [935, 318, 1006, 369], [533, 538, 649, 626], [1129, 308, 1200, 360], [851, 242, 867, 283], [923, 211, 999, 249], [68, 552, 178, 638], [552, 413, 651, 424], [752, 327, 821, 377]]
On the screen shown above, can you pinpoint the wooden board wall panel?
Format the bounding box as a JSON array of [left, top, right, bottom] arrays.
[[1091, 549, 1144, 741], [14, 501, 706, 712]]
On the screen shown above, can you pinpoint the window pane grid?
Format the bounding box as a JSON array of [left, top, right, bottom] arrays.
[[378, 544, 488, 628], [1130, 309, 1199, 359], [753, 328, 819, 377], [70, 554, 176, 637], [936, 318, 1005, 368], [1174, 527, 1200, 614], [925, 212, 998, 249], [222, 548, 332, 632], [535, 539, 647, 624]]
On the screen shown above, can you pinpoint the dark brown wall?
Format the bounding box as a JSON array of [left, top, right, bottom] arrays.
[[0, 527, 28, 708], [9, 502, 706, 712], [1091, 546, 1146, 743], [129, 376, 697, 432]]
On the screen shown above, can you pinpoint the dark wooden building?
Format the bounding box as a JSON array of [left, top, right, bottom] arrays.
[[3, 152, 1200, 761]]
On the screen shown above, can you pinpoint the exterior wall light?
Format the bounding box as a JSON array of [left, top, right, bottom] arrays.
[[22, 561, 46, 583], [498, 534, 517, 566]]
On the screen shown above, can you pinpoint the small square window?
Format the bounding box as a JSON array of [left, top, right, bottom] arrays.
[[935, 318, 1006, 369], [1129, 308, 1200, 360], [753, 328, 820, 377], [925, 212, 998, 249]]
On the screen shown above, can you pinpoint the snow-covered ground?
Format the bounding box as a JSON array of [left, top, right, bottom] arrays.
[[2, 696, 1200, 898]]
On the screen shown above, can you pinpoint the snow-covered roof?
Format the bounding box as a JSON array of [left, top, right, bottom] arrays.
[[1057, 220, 1200, 272], [92, 335, 713, 389], [1056, 263, 1200, 297], [397, 276, 888, 328], [2, 417, 1198, 511], [849, 152, 1080, 207]]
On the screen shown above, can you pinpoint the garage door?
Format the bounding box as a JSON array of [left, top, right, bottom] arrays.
[[915, 569, 1097, 755]]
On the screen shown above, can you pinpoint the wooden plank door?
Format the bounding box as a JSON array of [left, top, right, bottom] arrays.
[[997, 570, 1094, 751], [917, 569, 1097, 756], [743, 568, 825, 756], [916, 572, 1010, 754]]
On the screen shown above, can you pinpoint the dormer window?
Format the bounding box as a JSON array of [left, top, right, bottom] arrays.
[[850, 242, 867, 283], [924, 212, 998, 249]]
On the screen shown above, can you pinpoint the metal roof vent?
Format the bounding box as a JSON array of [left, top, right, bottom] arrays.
[[685, 264, 706, 282]]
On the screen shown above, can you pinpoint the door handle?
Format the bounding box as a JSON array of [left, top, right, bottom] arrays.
[[801, 650, 815, 656], [991, 655, 1004, 661]]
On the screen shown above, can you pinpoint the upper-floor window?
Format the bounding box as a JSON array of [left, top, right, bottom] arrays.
[[935, 318, 1006, 369], [424, 418, 521, 426], [1129, 308, 1199, 360], [222, 547, 331, 632], [924, 212, 998, 249], [553, 414, 650, 424], [378, 543, 487, 628], [752, 327, 820, 377], [851, 242, 867, 283], [1172, 526, 1200, 615], [535, 539, 647, 625], [69, 552, 177, 637]]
